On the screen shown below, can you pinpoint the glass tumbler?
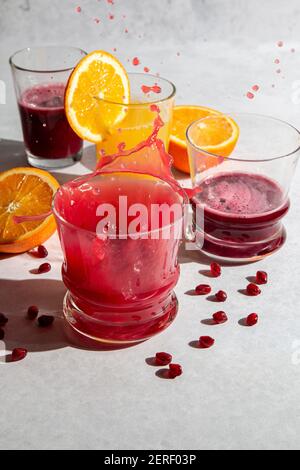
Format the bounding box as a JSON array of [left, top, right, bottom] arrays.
[[96, 73, 176, 158], [186, 113, 300, 262], [10, 46, 87, 169]]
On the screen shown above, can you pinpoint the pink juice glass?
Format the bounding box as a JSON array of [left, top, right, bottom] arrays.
[[10, 46, 86, 169], [53, 122, 186, 344], [186, 113, 300, 262]]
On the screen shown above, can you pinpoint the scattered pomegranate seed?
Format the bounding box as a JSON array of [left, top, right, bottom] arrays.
[[75, 6, 81, 13], [246, 313, 258, 326], [168, 363, 183, 379], [195, 284, 211, 295], [38, 315, 55, 327], [277, 40, 284, 47], [256, 271, 268, 285], [0, 313, 8, 327], [155, 352, 172, 366], [27, 305, 39, 320], [199, 336, 215, 349], [247, 92, 255, 100], [215, 290, 227, 302], [274, 58, 280, 64], [37, 245, 48, 258], [213, 311, 228, 324], [252, 84, 260, 92], [11, 348, 27, 362], [246, 283, 261, 296], [144, 67, 150, 73], [37, 263, 51, 274], [210, 262, 221, 277], [0, 328, 4, 340]]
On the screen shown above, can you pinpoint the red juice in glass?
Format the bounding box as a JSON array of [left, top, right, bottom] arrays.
[[18, 83, 82, 160], [192, 172, 289, 260], [54, 113, 185, 344]]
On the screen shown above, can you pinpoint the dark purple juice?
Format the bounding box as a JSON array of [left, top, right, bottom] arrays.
[[18, 83, 82, 159], [192, 172, 289, 260]]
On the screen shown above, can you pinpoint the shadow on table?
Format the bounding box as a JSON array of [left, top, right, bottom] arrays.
[[0, 278, 137, 355], [0, 139, 27, 171]]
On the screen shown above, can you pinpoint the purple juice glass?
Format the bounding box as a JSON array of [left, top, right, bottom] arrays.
[[186, 113, 300, 262], [10, 46, 87, 169]]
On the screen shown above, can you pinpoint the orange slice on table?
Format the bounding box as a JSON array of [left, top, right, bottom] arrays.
[[0, 167, 59, 254], [65, 50, 130, 143], [169, 105, 239, 174]]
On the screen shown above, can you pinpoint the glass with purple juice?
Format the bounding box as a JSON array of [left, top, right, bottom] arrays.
[[10, 46, 86, 169], [186, 113, 300, 262]]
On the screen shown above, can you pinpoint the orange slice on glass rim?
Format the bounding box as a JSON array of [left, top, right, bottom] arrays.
[[169, 105, 239, 174], [0, 167, 59, 254], [65, 50, 130, 143]]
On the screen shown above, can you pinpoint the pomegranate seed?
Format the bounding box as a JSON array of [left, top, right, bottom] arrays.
[[37, 245, 48, 258], [199, 336, 215, 349], [0, 328, 4, 340], [27, 305, 39, 320], [215, 290, 227, 302], [213, 311, 228, 324], [168, 363, 183, 379], [195, 284, 211, 295], [210, 262, 221, 277], [0, 313, 8, 327], [256, 271, 268, 285], [11, 348, 27, 362], [246, 313, 258, 326], [38, 315, 55, 327], [155, 352, 172, 366], [37, 263, 51, 274], [247, 283, 261, 296]]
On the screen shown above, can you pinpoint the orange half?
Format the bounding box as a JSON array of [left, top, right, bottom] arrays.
[[169, 105, 239, 174], [0, 167, 59, 253]]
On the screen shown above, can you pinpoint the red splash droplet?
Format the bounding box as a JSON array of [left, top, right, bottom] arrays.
[[118, 142, 126, 152], [107, 0, 114, 4], [108, 13, 114, 20], [150, 104, 160, 113], [76, 6, 81, 13], [252, 85, 260, 92], [246, 92, 255, 100], [144, 67, 150, 73], [277, 41, 284, 47], [132, 57, 140, 66]]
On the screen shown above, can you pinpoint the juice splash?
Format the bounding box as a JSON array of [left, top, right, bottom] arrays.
[[95, 94, 173, 158], [54, 111, 186, 344]]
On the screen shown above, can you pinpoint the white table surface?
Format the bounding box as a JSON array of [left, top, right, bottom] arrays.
[[1, 2, 300, 450]]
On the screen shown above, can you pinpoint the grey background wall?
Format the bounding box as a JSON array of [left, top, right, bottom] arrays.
[[1, 0, 300, 140]]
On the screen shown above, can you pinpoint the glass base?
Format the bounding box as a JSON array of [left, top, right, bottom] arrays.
[[27, 149, 83, 170], [196, 226, 286, 264], [63, 291, 178, 345]]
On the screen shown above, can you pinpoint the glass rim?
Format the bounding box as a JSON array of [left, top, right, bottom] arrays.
[[186, 112, 300, 163], [9, 46, 87, 74], [52, 171, 187, 238], [94, 73, 176, 107]]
